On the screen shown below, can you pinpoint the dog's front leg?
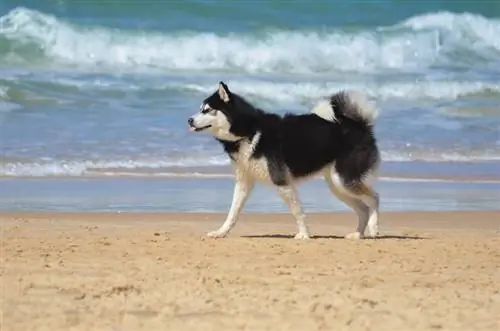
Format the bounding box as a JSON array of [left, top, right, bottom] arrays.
[[277, 185, 311, 240], [207, 176, 255, 238]]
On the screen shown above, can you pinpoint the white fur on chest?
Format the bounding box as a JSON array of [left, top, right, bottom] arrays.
[[229, 132, 273, 183]]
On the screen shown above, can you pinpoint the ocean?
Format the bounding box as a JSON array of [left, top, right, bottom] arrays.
[[1, 1, 499, 212]]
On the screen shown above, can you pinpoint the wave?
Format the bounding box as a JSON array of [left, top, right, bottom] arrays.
[[179, 80, 500, 104], [2, 74, 500, 111], [0, 158, 230, 177], [2, 150, 500, 177], [2, 7, 500, 74]]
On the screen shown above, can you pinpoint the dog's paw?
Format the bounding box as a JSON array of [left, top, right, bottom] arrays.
[[367, 226, 379, 238], [206, 230, 227, 239], [345, 232, 364, 240], [294, 232, 311, 240]]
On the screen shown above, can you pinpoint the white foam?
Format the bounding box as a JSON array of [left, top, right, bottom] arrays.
[[3, 7, 500, 74], [181, 80, 500, 105], [380, 150, 500, 162], [0, 158, 230, 177], [401, 11, 500, 53], [1, 149, 500, 177], [3, 71, 498, 106], [0, 85, 8, 98]]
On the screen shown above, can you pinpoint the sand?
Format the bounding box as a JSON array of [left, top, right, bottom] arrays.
[[1, 212, 499, 331]]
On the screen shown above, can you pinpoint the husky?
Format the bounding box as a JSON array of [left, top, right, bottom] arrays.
[[188, 82, 380, 240]]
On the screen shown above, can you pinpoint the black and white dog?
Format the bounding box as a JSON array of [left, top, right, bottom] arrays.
[[188, 82, 380, 240]]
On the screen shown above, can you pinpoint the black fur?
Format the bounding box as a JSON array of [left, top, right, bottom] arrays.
[[266, 155, 288, 186], [202, 82, 379, 187], [215, 139, 241, 161]]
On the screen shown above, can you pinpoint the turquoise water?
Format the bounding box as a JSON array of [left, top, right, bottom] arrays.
[[1, 0, 500, 179]]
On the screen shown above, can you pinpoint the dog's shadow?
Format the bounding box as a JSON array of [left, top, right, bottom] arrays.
[[241, 234, 428, 240]]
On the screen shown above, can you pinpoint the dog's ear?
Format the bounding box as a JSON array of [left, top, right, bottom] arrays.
[[218, 81, 230, 103]]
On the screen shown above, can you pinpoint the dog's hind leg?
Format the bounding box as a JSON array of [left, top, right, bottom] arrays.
[[276, 185, 310, 240], [324, 170, 368, 239], [207, 176, 255, 238], [358, 183, 380, 238], [324, 169, 379, 239]]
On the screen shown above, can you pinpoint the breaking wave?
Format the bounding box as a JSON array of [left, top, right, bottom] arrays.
[[2, 7, 500, 74]]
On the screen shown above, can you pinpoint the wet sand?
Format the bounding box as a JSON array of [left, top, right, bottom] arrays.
[[1, 212, 499, 331]]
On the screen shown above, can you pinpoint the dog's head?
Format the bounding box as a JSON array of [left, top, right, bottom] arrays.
[[188, 81, 256, 141]]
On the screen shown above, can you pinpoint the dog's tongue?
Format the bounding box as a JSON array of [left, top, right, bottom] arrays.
[[189, 126, 196, 132]]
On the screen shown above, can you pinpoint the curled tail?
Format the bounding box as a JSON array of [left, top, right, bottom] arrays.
[[312, 91, 379, 126]]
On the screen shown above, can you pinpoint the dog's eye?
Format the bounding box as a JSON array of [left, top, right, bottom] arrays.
[[201, 108, 217, 115]]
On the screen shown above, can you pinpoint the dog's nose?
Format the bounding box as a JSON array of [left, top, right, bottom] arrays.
[[188, 118, 194, 126]]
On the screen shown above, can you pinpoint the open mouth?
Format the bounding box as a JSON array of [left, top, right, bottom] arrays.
[[190, 125, 212, 132]]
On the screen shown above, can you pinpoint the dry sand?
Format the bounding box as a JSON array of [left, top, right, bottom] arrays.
[[1, 212, 499, 331]]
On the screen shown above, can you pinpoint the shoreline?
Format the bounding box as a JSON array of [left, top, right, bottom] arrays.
[[1, 176, 499, 213], [1, 172, 500, 184], [1, 159, 500, 183]]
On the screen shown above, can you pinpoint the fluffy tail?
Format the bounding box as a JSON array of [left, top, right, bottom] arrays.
[[311, 91, 379, 126]]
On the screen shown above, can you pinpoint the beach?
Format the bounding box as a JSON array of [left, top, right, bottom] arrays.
[[2, 211, 499, 331], [2, 1, 500, 330]]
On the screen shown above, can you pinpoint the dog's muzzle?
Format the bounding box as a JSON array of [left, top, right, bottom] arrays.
[[188, 117, 211, 132]]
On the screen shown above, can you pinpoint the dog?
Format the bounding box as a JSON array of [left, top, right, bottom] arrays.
[[188, 82, 380, 240]]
